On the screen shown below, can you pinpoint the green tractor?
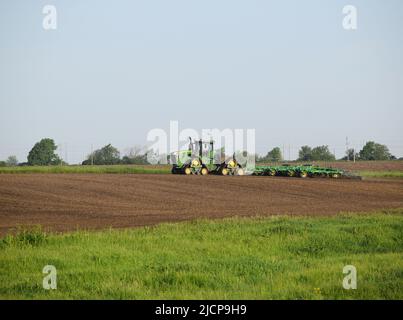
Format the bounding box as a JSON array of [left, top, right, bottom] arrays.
[[171, 138, 244, 176]]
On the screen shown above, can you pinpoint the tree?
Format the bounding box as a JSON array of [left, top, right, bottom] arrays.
[[6, 155, 18, 166], [0, 161, 6, 167], [298, 145, 335, 161], [83, 144, 120, 165], [260, 147, 283, 162], [121, 146, 149, 165], [311, 145, 336, 161], [298, 146, 313, 161], [341, 148, 358, 161], [27, 138, 61, 165], [359, 141, 392, 160]]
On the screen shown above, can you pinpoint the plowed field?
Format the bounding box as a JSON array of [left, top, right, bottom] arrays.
[[1, 174, 402, 235]]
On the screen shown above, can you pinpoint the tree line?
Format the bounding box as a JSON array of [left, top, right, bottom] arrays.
[[81, 144, 149, 166], [0, 138, 400, 167], [0, 138, 149, 167], [258, 142, 397, 162]]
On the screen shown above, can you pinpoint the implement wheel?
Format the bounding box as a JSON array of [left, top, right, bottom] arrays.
[[201, 167, 209, 176], [332, 173, 340, 179], [184, 167, 192, 175], [236, 168, 245, 176], [299, 171, 308, 178], [265, 170, 275, 176], [221, 168, 229, 176]]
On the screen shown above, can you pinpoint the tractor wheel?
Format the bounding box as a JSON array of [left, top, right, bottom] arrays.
[[287, 170, 295, 177], [191, 158, 201, 167], [299, 171, 308, 178], [332, 173, 340, 179], [236, 168, 245, 176], [184, 167, 192, 175], [227, 160, 237, 169], [221, 168, 229, 176], [201, 167, 209, 176]]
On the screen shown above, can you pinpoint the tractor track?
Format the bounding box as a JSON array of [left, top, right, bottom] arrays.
[[0, 174, 402, 235]]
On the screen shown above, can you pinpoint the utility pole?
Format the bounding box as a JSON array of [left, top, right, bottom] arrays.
[[91, 144, 94, 166], [353, 148, 356, 163], [65, 143, 68, 165], [59, 144, 62, 166], [288, 145, 291, 162], [346, 137, 350, 161], [282, 144, 285, 162]]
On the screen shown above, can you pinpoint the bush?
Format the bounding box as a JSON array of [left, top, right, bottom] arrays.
[[259, 147, 283, 162], [6, 155, 18, 166], [1, 226, 47, 247], [83, 144, 120, 165], [121, 155, 149, 165]]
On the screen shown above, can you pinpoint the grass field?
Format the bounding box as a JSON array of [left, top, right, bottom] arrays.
[[1, 209, 402, 299], [359, 171, 403, 178], [0, 165, 170, 174]]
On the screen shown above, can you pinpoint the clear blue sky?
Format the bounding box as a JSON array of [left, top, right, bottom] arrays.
[[1, 0, 402, 163]]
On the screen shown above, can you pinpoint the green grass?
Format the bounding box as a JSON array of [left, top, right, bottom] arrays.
[[360, 171, 403, 178], [0, 165, 170, 174], [1, 209, 402, 299], [1, 165, 402, 179]]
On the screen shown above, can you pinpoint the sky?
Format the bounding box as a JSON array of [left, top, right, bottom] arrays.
[[0, 0, 402, 163]]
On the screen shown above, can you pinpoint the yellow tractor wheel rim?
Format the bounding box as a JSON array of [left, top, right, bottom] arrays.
[[237, 168, 244, 176], [185, 168, 192, 175], [228, 160, 236, 168], [191, 159, 200, 167], [201, 168, 208, 175], [222, 168, 228, 175]]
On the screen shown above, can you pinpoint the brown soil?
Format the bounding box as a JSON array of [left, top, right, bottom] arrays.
[[0, 174, 402, 235]]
